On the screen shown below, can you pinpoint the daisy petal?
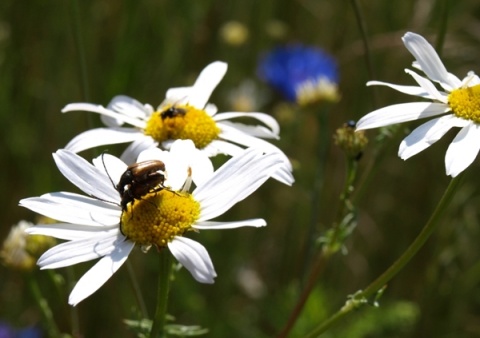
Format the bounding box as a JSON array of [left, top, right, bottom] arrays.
[[164, 86, 193, 105], [402, 32, 461, 90], [202, 140, 245, 157], [445, 123, 480, 177], [189, 61, 228, 108], [92, 153, 127, 188], [107, 95, 152, 120], [168, 237, 216, 283], [37, 231, 123, 269], [25, 223, 118, 241], [68, 239, 134, 306], [219, 124, 292, 170], [120, 137, 157, 164], [194, 150, 284, 221], [194, 219, 266, 230], [213, 112, 280, 136], [218, 121, 279, 139], [367, 80, 433, 99], [356, 102, 449, 131], [19, 192, 120, 226], [399, 115, 469, 160], [53, 150, 119, 202], [62, 103, 146, 128], [405, 69, 447, 103], [65, 128, 145, 154]]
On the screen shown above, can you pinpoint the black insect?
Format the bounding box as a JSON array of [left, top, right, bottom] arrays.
[[160, 106, 187, 120], [346, 120, 356, 128], [116, 160, 166, 209]]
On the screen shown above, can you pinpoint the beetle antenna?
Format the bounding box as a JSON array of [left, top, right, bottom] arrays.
[[101, 152, 117, 190]]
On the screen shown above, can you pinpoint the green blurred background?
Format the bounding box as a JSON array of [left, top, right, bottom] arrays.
[[2, 0, 480, 337]]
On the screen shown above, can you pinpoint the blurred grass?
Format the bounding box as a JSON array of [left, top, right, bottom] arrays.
[[2, 0, 480, 337]]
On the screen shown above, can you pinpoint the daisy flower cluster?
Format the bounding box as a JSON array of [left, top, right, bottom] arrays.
[[357, 32, 480, 177], [20, 62, 294, 305]]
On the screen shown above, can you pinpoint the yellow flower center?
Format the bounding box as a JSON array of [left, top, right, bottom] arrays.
[[144, 104, 221, 149], [120, 190, 200, 247], [448, 84, 480, 123]]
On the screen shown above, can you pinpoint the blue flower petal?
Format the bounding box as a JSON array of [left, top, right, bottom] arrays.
[[258, 44, 339, 102]]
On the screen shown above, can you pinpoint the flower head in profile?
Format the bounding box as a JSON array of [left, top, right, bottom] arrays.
[[20, 140, 289, 305], [62, 61, 292, 184], [257, 44, 339, 105], [357, 32, 480, 177]]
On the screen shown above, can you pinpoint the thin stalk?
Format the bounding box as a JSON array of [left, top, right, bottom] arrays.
[[278, 156, 359, 338], [70, 0, 90, 102], [126, 259, 149, 318], [66, 266, 80, 337], [28, 277, 62, 338], [302, 108, 329, 281], [349, 0, 377, 107], [150, 250, 173, 338], [435, 0, 452, 57], [305, 174, 464, 337]]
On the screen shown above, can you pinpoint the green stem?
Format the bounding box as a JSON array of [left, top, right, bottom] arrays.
[[435, 0, 452, 57], [70, 0, 90, 102], [66, 266, 80, 337], [278, 156, 358, 338], [28, 276, 62, 338], [349, 0, 377, 107], [127, 259, 149, 319], [327, 158, 358, 251], [305, 174, 464, 337], [302, 107, 329, 280], [150, 250, 173, 338]]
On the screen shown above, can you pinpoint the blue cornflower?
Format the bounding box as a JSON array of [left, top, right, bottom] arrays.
[[258, 44, 339, 105], [0, 322, 42, 338]]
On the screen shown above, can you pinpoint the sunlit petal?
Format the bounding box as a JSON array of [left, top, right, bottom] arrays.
[[189, 61, 228, 108], [194, 219, 266, 230], [399, 115, 468, 160], [169, 237, 216, 283], [445, 123, 480, 177], [68, 239, 134, 306], [402, 32, 461, 91], [356, 102, 449, 130]]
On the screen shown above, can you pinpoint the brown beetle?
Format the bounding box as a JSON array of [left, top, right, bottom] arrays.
[[160, 106, 187, 120], [117, 160, 166, 209]]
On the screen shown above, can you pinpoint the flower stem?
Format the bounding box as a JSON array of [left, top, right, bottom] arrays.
[[305, 174, 464, 337], [349, 0, 377, 107], [70, 0, 90, 102], [66, 266, 80, 337], [150, 249, 173, 338], [278, 156, 359, 338], [435, 0, 452, 57], [302, 106, 329, 280], [28, 276, 62, 338], [126, 259, 149, 319]]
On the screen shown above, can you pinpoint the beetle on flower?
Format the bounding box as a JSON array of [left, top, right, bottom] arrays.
[[20, 140, 292, 305]]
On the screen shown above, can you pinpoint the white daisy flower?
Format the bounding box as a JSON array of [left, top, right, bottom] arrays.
[[62, 61, 293, 185], [19, 140, 288, 306], [356, 32, 480, 177]]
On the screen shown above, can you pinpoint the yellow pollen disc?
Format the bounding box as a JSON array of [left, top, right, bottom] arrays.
[[448, 84, 480, 123], [144, 104, 221, 149], [120, 190, 201, 247]]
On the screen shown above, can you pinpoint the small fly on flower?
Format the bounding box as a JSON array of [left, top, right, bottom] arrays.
[[160, 106, 187, 120]]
